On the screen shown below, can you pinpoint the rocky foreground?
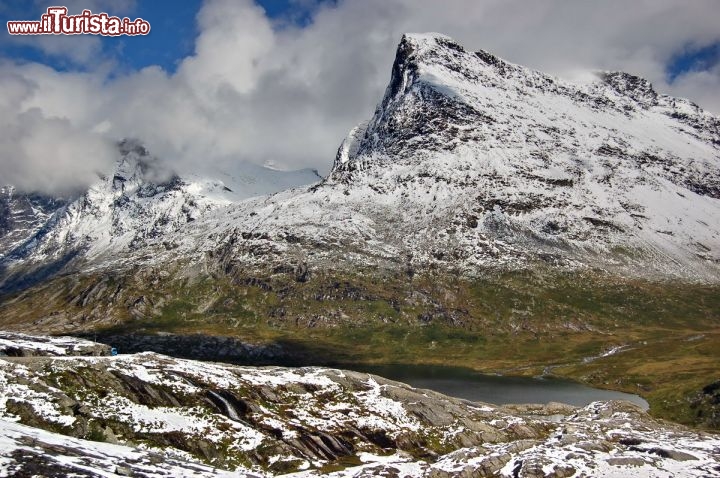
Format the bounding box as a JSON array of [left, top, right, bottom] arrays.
[[0, 333, 718, 477]]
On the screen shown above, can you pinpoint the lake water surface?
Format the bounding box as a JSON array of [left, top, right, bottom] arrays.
[[355, 364, 648, 410]]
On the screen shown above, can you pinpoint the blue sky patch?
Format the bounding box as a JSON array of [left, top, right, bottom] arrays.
[[0, 0, 332, 72], [666, 42, 720, 83]]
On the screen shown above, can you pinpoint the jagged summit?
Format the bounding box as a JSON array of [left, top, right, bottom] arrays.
[[325, 33, 720, 279], [110, 139, 179, 193], [598, 71, 659, 106], [334, 33, 507, 170], [333, 33, 719, 176]]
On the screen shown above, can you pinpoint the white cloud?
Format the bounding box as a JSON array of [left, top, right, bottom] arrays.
[[1, 0, 718, 195], [0, 68, 117, 194], [666, 64, 720, 113]]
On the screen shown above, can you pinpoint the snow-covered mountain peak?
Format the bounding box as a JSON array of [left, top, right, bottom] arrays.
[[110, 139, 176, 193], [332, 33, 719, 178], [321, 34, 720, 279], [88, 140, 182, 205], [2, 34, 720, 286], [1, 143, 231, 272], [0, 136, 327, 293]]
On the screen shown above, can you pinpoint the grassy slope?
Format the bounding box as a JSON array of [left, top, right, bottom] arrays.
[[1, 266, 718, 429]]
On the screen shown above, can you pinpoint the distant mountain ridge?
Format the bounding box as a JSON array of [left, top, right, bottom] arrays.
[[0, 140, 321, 292], [0, 186, 66, 261]]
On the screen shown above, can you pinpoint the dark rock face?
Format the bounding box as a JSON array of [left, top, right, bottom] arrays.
[[690, 379, 720, 428], [386, 34, 421, 102], [600, 71, 658, 106]]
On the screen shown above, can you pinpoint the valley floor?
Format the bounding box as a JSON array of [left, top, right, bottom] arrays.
[[2, 269, 719, 432]]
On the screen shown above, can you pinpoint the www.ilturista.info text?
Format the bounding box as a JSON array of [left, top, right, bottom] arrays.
[[7, 7, 150, 36]]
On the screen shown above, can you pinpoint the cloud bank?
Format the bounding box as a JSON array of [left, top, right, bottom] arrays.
[[2, 0, 719, 195]]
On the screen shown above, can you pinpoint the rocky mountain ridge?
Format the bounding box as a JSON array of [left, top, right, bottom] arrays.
[[325, 33, 720, 278], [0, 141, 320, 293]]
